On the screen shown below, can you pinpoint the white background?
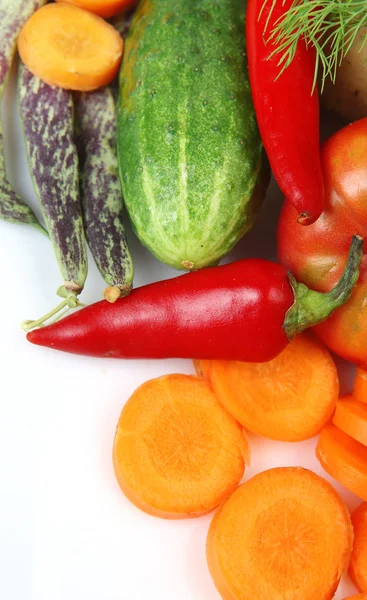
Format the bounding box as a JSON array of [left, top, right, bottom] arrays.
[[0, 63, 362, 599]]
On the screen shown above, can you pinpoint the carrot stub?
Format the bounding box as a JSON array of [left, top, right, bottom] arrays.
[[333, 396, 367, 447], [18, 3, 123, 92], [112, 374, 249, 519], [208, 333, 338, 442], [316, 424, 367, 501], [206, 467, 353, 600], [349, 502, 367, 593], [354, 369, 367, 405], [55, 0, 136, 19]]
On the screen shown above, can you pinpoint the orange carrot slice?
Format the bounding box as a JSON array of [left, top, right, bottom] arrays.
[[354, 368, 367, 405], [333, 396, 367, 447], [18, 3, 123, 91], [209, 333, 338, 442], [193, 359, 211, 380], [113, 374, 249, 519], [55, 0, 136, 18], [316, 424, 367, 501], [206, 467, 353, 600], [349, 502, 367, 593]]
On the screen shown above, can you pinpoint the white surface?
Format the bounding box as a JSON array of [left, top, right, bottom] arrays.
[[0, 65, 362, 600]]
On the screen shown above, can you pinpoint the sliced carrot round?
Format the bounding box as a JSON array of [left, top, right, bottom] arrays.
[[56, 0, 136, 18], [349, 502, 367, 593], [333, 396, 367, 447], [113, 374, 249, 519], [206, 467, 353, 600], [209, 333, 338, 442], [18, 3, 123, 92], [193, 359, 211, 380], [354, 368, 367, 405], [316, 424, 367, 501]]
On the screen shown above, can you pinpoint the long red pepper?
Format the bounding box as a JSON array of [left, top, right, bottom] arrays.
[[27, 236, 362, 362], [246, 0, 324, 225]]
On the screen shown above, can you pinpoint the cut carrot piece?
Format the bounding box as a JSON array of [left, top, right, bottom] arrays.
[[193, 359, 211, 380], [55, 0, 136, 19], [18, 3, 123, 92], [354, 368, 367, 405], [333, 396, 367, 446], [206, 467, 353, 600], [113, 374, 249, 519], [209, 333, 338, 442], [349, 502, 367, 593], [316, 424, 367, 501]]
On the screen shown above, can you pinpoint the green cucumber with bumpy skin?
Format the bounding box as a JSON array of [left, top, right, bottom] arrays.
[[117, 0, 269, 271], [19, 63, 88, 328], [0, 0, 47, 233]]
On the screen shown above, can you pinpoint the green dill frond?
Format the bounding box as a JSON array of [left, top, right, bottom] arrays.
[[264, 0, 367, 90]]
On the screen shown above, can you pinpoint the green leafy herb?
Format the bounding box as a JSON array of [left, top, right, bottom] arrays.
[[265, 0, 367, 89]]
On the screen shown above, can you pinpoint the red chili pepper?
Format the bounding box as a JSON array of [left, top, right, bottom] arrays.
[[246, 0, 324, 225], [27, 237, 362, 362]]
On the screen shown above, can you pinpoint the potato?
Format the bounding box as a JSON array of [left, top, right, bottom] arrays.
[[320, 26, 367, 122]]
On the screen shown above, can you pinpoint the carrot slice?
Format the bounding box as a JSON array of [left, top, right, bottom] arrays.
[[206, 467, 353, 600], [112, 374, 249, 519], [209, 333, 338, 442], [354, 368, 367, 405], [332, 396, 367, 447], [193, 359, 211, 380], [349, 502, 367, 593], [316, 424, 367, 501], [55, 0, 136, 19], [18, 3, 123, 92]]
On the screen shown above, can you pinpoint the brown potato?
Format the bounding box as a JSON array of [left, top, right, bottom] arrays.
[[320, 26, 367, 122]]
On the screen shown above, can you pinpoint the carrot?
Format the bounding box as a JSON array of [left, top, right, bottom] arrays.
[[316, 424, 367, 501], [354, 368, 367, 405], [332, 396, 367, 447], [208, 332, 338, 442], [112, 374, 249, 519], [342, 595, 367, 599], [349, 502, 367, 593], [18, 3, 123, 92], [55, 0, 136, 19], [193, 359, 211, 380], [206, 467, 353, 600]]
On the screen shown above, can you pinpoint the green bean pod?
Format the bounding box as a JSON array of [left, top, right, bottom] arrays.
[[0, 0, 47, 232], [75, 89, 133, 302], [18, 63, 88, 306]]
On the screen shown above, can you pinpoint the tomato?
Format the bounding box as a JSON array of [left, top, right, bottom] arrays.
[[278, 118, 367, 367]]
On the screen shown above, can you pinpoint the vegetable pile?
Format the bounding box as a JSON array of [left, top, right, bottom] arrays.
[[1, 0, 367, 598]]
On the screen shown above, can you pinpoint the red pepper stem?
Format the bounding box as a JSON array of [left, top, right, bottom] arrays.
[[284, 234, 363, 340]]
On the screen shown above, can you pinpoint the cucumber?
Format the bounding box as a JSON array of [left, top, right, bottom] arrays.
[[117, 0, 269, 271]]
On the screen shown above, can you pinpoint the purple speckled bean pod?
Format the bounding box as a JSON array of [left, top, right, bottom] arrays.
[[75, 88, 133, 302], [18, 62, 88, 300], [0, 0, 47, 231]]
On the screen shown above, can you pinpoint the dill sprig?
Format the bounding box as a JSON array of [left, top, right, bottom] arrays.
[[265, 0, 367, 90]]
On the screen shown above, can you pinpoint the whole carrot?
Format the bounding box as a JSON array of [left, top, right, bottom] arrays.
[[0, 0, 47, 233], [246, 0, 324, 224], [26, 236, 362, 361]]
